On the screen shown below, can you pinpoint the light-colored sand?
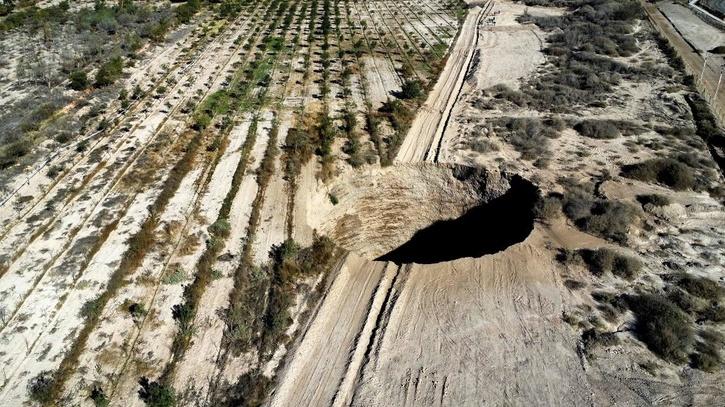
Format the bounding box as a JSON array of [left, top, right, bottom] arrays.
[[0, 10, 260, 402], [270, 228, 592, 406], [173, 111, 273, 399], [251, 110, 292, 265]]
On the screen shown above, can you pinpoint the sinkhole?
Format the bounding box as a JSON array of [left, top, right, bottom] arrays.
[[315, 164, 538, 264]]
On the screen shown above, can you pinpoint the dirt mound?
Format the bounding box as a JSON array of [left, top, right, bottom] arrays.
[[314, 164, 537, 262]]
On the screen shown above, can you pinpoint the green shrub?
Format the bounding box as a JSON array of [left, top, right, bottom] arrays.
[[47, 165, 63, 178], [138, 377, 176, 407], [399, 79, 423, 99], [208, 219, 231, 238], [626, 293, 694, 363], [128, 302, 147, 319], [222, 370, 272, 407], [69, 70, 89, 91], [90, 385, 110, 407], [621, 158, 695, 190], [27, 371, 55, 404], [175, 0, 201, 24], [192, 111, 211, 130], [95, 56, 124, 87], [80, 298, 102, 319], [162, 268, 187, 285]]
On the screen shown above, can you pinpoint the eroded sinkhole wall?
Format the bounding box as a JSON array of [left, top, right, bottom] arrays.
[[314, 163, 538, 262]]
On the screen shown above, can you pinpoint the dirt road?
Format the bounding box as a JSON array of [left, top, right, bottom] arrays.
[[268, 230, 592, 407], [395, 2, 492, 163], [643, 1, 725, 123]]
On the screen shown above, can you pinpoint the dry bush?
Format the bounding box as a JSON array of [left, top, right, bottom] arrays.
[[490, 117, 558, 161], [579, 248, 642, 279], [626, 293, 694, 364], [621, 158, 696, 191], [533, 193, 563, 221], [691, 329, 724, 372], [572, 200, 639, 244], [668, 273, 724, 302], [636, 193, 671, 207], [582, 328, 620, 357], [468, 138, 499, 153], [574, 120, 620, 139]]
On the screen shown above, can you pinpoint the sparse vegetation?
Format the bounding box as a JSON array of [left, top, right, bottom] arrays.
[[636, 194, 671, 207], [27, 371, 55, 404], [621, 157, 696, 191], [138, 377, 176, 407], [578, 248, 642, 280], [626, 293, 694, 364], [574, 120, 620, 140]]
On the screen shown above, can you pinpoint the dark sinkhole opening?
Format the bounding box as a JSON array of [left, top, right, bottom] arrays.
[[376, 176, 538, 264]]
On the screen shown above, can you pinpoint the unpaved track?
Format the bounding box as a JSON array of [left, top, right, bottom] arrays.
[[268, 254, 396, 407], [642, 0, 725, 122], [396, 2, 491, 163], [269, 230, 592, 406]]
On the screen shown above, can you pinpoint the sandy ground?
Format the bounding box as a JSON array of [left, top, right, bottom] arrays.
[[312, 163, 505, 259], [0, 8, 261, 402], [6, 1, 721, 406], [438, 2, 553, 165], [269, 228, 591, 406], [172, 111, 273, 400], [252, 111, 291, 265]]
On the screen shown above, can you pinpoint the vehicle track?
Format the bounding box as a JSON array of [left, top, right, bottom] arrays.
[[395, 1, 492, 163]]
